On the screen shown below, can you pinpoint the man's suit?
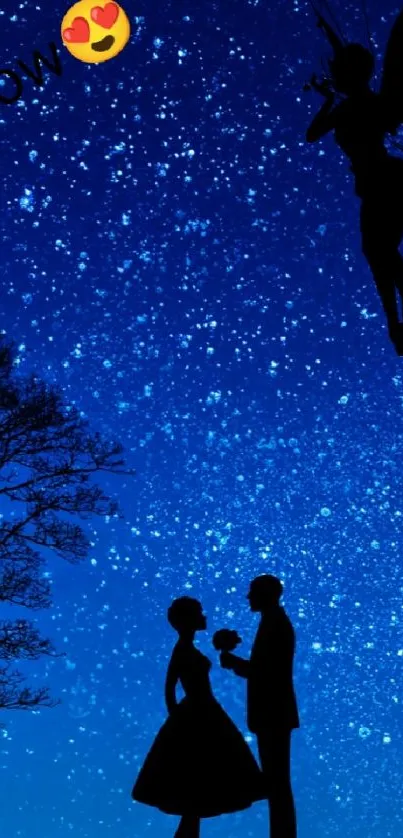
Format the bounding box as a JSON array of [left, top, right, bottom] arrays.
[[228, 605, 299, 838]]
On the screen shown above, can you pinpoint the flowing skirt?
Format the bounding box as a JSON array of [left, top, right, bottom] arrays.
[[132, 696, 265, 817]]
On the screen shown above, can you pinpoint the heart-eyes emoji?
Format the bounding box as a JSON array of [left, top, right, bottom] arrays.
[[61, 0, 130, 63]]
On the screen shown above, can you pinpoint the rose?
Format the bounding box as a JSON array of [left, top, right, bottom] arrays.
[[212, 628, 242, 652]]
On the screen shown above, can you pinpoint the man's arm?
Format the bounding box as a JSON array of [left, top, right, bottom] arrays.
[[220, 651, 250, 678]]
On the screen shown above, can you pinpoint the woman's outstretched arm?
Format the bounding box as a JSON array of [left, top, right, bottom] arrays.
[[316, 14, 344, 53]]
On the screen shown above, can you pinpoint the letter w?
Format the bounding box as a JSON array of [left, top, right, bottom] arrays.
[[17, 43, 62, 87]]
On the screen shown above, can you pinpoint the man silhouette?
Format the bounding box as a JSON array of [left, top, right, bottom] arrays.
[[220, 575, 299, 838]]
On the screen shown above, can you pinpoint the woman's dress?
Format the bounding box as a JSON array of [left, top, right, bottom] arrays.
[[132, 644, 265, 818]]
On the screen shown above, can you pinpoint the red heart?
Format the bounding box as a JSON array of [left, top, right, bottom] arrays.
[[63, 16, 90, 43], [91, 2, 119, 28]]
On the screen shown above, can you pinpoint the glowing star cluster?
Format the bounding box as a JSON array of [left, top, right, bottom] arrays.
[[61, 0, 130, 63]]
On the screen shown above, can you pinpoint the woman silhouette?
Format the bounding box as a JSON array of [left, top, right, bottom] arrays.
[[306, 13, 403, 354], [132, 597, 265, 838]]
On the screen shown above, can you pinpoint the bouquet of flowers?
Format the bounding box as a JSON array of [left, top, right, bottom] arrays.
[[212, 628, 242, 652]]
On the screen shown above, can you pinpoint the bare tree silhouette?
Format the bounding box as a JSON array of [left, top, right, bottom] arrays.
[[0, 337, 135, 717]]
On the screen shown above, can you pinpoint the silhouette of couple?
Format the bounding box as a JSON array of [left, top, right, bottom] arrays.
[[132, 575, 299, 838]]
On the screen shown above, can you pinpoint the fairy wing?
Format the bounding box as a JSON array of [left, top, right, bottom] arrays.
[[380, 8, 403, 135]]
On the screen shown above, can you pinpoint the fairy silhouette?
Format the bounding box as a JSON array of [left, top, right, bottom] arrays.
[[131, 597, 265, 838], [305, 5, 403, 354]]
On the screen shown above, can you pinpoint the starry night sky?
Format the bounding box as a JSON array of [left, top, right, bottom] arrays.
[[1, 1, 402, 837]]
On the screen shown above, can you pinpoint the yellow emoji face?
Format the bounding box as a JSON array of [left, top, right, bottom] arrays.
[[61, 1, 130, 64]]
